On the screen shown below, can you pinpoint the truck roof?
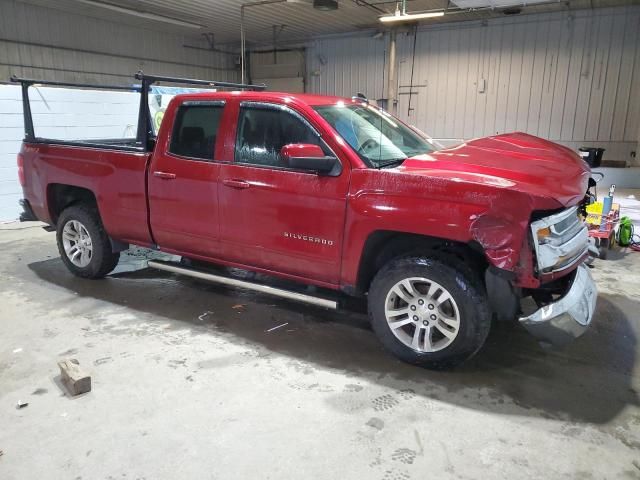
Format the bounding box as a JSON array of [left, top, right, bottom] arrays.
[[173, 90, 355, 107]]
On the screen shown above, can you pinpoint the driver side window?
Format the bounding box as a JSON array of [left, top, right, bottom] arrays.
[[234, 105, 328, 168]]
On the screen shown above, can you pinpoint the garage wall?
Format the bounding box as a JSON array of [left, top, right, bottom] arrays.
[[0, 0, 239, 222], [308, 35, 388, 103], [250, 50, 306, 93], [307, 6, 640, 167], [0, 0, 238, 83]]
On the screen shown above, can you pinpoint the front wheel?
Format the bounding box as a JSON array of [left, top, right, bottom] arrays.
[[56, 204, 120, 279], [368, 256, 491, 369]]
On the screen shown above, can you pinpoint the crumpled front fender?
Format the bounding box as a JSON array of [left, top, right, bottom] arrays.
[[468, 190, 543, 272]]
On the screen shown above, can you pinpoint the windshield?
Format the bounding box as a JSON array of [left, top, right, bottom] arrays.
[[314, 103, 436, 168]]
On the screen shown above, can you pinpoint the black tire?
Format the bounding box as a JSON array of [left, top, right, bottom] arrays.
[[56, 204, 120, 279], [368, 256, 491, 369]]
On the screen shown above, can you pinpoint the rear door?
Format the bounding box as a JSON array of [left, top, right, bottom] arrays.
[[148, 100, 225, 257], [217, 101, 350, 285]]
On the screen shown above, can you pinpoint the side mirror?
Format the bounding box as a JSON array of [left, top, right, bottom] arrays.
[[280, 143, 341, 176]]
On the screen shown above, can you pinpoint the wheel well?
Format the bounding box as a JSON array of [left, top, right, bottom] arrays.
[[47, 184, 97, 225], [355, 231, 488, 294]]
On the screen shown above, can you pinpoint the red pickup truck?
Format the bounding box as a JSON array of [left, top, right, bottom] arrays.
[[13, 73, 597, 369]]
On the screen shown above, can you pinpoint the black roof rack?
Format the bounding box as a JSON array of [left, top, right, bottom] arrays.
[[10, 71, 266, 150], [9, 75, 140, 91], [134, 71, 266, 91], [9, 71, 266, 91]]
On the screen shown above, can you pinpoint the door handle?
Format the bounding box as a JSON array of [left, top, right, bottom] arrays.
[[153, 171, 177, 180], [223, 179, 251, 189]]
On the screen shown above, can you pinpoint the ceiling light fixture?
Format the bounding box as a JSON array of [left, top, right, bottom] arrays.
[[74, 0, 204, 29], [450, 0, 551, 8], [379, 11, 445, 22], [379, 0, 444, 23]]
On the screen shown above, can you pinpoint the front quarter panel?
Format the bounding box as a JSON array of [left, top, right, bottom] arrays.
[[341, 168, 559, 288]]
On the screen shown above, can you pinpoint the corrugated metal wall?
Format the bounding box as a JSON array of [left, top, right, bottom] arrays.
[[0, 0, 239, 84], [308, 35, 388, 104], [307, 6, 640, 166]]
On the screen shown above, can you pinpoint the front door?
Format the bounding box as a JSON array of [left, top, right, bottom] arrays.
[[148, 100, 225, 257], [218, 102, 349, 285]]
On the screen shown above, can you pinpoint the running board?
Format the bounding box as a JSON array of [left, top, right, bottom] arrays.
[[147, 260, 338, 310]]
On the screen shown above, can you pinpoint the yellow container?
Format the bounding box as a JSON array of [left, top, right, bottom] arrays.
[[586, 202, 603, 215], [584, 201, 619, 225]]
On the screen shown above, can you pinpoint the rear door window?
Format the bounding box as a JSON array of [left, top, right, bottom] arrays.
[[169, 103, 224, 160]]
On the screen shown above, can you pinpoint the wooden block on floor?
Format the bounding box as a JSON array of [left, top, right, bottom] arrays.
[[58, 359, 91, 396]]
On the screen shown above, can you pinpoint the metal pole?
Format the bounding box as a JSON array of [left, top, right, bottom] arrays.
[[239, 0, 288, 85], [273, 25, 277, 64], [240, 6, 246, 84], [387, 28, 398, 115]]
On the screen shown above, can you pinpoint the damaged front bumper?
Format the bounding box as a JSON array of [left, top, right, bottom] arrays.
[[519, 264, 597, 347]]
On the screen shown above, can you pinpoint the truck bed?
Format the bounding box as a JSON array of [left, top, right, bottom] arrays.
[[21, 142, 153, 246]]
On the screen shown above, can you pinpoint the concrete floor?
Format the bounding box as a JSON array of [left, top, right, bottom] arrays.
[[1, 200, 640, 479]]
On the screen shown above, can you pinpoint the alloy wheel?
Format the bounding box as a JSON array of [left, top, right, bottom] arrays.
[[62, 220, 93, 268], [384, 277, 461, 353]]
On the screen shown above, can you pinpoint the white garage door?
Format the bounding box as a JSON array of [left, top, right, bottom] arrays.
[[0, 85, 206, 222], [0, 86, 26, 222], [0, 85, 141, 222]]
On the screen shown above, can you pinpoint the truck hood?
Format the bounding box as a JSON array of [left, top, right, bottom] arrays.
[[397, 132, 590, 208]]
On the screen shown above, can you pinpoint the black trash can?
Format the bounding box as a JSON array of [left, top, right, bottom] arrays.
[[578, 147, 605, 168]]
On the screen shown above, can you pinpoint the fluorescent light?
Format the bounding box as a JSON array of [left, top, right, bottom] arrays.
[[74, 0, 204, 29], [379, 11, 445, 22], [451, 0, 551, 7]]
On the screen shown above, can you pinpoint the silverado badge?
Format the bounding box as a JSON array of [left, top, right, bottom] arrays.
[[283, 232, 334, 246]]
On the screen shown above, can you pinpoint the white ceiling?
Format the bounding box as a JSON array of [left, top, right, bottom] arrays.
[[18, 0, 638, 46]]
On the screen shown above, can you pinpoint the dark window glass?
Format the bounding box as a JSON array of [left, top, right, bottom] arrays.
[[235, 106, 329, 168], [169, 105, 223, 160]]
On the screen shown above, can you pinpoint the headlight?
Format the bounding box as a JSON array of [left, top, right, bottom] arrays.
[[536, 226, 551, 243], [531, 207, 589, 273]]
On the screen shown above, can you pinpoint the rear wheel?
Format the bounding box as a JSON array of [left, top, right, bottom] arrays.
[[56, 204, 120, 279], [368, 256, 491, 369]]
